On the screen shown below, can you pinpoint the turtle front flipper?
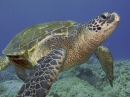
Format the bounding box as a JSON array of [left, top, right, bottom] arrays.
[[16, 48, 66, 97], [95, 46, 114, 87], [0, 56, 10, 71]]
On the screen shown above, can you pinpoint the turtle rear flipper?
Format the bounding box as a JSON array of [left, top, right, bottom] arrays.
[[0, 56, 10, 71], [95, 46, 114, 87], [13, 65, 28, 81], [16, 48, 66, 97]]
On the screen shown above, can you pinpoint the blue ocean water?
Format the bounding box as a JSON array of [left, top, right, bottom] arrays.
[[0, 0, 129, 60]]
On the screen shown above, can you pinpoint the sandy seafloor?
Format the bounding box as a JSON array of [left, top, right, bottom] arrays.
[[0, 57, 130, 97]]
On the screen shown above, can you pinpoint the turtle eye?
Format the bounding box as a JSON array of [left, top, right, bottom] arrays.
[[100, 14, 107, 19]]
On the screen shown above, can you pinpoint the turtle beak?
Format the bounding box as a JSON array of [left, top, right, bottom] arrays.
[[112, 12, 120, 25]]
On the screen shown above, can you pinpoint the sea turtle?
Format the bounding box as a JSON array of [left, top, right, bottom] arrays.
[[0, 12, 120, 97]]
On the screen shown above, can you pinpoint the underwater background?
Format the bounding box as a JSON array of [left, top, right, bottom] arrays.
[[0, 0, 130, 97]]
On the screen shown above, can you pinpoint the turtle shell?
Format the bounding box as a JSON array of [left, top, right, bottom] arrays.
[[2, 21, 77, 56]]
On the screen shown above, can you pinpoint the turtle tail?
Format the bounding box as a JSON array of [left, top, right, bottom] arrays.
[[0, 56, 10, 71]]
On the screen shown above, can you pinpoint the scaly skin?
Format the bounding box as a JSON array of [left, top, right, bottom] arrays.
[[95, 46, 114, 87], [16, 48, 66, 97]]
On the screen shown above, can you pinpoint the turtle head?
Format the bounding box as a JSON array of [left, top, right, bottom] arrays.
[[87, 12, 120, 35]]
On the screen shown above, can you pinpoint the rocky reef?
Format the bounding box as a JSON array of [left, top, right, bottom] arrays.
[[0, 58, 130, 97]]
